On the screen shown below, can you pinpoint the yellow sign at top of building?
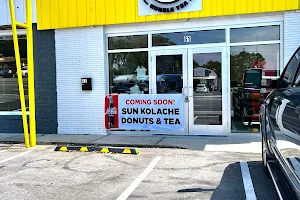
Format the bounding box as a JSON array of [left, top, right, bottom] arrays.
[[138, 0, 202, 16], [36, 0, 299, 30]]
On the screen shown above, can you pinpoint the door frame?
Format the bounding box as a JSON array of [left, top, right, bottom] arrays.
[[151, 48, 189, 135], [150, 45, 230, 136], [187, 47, 230, 136]]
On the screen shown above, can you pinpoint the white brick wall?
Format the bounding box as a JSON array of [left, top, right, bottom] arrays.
[[55, 26, 107, 135], [284, 11, 300, 66]]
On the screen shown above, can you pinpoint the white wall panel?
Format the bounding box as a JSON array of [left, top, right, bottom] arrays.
[[55, 26, 107, 135], [284, 11, 300, 66]]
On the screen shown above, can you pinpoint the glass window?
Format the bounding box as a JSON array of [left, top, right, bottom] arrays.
[[109, 52, 148, 94], [108, 35, 148, 50], [230, 44, 280, 133], [155, 54, 183, 94], [0, 36, 28, 112], [294, 49, 300, 86], [280, 54, 299, 88], [230, 26, 280, 43], [231, 44, 280, 80], [295, 69, 300, 87], [192, 52, 222, 125], [152, 29, 225, 46]]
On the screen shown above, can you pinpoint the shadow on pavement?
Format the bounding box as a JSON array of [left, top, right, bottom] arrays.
[[210, 162, 245, 200], [177, 161, 279, 200], [177, 188, 215, 193]]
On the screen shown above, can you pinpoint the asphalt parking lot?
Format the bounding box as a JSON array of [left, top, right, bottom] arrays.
[[0, 144, 279, 200]]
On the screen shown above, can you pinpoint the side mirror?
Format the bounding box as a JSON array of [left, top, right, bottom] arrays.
[[270, 79, 279, 89]]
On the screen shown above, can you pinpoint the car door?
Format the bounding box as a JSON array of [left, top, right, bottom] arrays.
[[268, 47, 300, 187]]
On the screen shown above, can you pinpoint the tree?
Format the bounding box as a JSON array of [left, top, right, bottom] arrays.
[[152, 35, 176, 46], [230, 51, 265, 83], [202, 61, 221, 77]]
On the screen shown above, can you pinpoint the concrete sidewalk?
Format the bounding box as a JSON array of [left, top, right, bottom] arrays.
[[0, 133, 262, 153]]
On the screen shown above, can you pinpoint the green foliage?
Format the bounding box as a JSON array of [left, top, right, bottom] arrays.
[[230, 51, 265, 83], [202, 61, 221, 77]]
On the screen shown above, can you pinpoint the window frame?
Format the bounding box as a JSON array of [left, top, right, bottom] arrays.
[[152, 29, 226, 47], [108, 34, 148, 50], [106, 22, 283, 94], [229, 25, 280, 43], [107, 51, 149, 94]]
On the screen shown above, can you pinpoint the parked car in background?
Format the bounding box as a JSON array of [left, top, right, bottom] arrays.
[[232, 69, 275, 125], [261, 47, 300, 199], [0, 68, 5, 76], [2, 67, 16, 78], [196, 84, 208, 93]]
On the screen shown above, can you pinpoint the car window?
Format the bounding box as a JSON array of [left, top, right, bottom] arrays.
[[279, 51, 300, 88], [294, 50, 300, 86], [295, 68, 300, 86]]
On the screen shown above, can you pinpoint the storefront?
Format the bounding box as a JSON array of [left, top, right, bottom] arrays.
[[1, 0, 300, 135], [105, 17, 281, 136]]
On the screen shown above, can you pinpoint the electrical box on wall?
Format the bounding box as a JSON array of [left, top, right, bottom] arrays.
[[81, 78, 92, 90]]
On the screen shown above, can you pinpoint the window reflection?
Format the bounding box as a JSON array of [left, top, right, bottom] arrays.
[[153, 29, 225, 46], [295, 69, 300, 86], [193, 53, 222, 125], [156, 55, 183, 94], [0, 37, 28, 112], [109, 52, 149, 94], [281, 56, 299, 88], [108, 35, 148, 50], [231, 26, 280, 43], [230, 44, 280, 132]]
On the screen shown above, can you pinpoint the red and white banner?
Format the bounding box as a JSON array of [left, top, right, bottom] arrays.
[[105, 94, 184, 130]]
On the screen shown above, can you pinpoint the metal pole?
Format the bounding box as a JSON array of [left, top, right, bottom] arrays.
[[26, 0, 37, 147], [8, 0, 30, 148]]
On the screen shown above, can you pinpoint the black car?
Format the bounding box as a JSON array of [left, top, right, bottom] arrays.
[[261, 47, 300, 199]]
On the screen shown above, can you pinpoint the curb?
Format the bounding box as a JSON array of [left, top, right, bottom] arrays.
[[54, 146, 139, 154], [0, 140, 187, 150]]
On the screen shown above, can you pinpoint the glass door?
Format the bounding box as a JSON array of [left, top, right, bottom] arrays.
[[188, 47, 229, 135], [151, 49, 188, 135]]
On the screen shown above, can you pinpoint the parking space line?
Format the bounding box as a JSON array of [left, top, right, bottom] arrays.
[[0, 150, 31, 164], [116, 156, 162, 200], [240, 161, 257, 200]]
